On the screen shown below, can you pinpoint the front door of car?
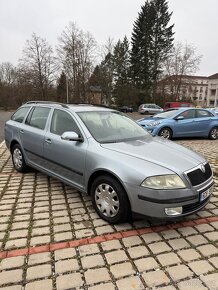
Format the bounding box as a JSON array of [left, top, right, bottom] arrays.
[[43, 109, 87, 190], [173, 109, 198, 137], [19, 106, 51, 167]]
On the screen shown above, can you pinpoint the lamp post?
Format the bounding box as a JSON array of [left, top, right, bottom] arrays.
[[66, 74, 69, 104]]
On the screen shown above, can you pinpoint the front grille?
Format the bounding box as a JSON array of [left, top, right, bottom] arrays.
[[183, 195, 210, 214], [187, 163, 212, 186]]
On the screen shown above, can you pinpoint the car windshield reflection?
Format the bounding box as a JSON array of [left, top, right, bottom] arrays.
[[77, 111, 148, 143]]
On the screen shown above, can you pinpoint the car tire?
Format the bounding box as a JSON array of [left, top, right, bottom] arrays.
[[91, 175, 131, 224], [158, 127, 173, 139], [208, 127, 218, 140], [12, 144, 29, 173]]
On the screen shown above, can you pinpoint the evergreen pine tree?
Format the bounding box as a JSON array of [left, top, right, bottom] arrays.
[[131, 0, 174, 103]]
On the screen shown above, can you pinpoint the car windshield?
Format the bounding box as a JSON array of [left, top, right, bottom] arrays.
[[154, 110, 179, 119], [78, 111, 148, 143]]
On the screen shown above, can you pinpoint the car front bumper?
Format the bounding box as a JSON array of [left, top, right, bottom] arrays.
[[125, 178, 214, 219]]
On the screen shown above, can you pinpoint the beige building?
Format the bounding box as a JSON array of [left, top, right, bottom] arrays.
[[159, 73, 218, 107], [207, 73, 218, 107]]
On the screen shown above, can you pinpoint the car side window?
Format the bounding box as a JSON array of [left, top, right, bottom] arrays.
[[50, 109, 80, 136], [196, 110, 213, 118], [179, 110, 195, 119], [11, 107, 29, 123], [25, 107, 50, 130]]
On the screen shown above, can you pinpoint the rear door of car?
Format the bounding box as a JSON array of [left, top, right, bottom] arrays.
[[194, 109, 214, 135], [19, 106, 51, 166], [43, 109, 88, 190]]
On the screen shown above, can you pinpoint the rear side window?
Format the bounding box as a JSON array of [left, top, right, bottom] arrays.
[[25, 107, 50, 130], [196, 110, 213, 118], [11, 107, 29, 123]]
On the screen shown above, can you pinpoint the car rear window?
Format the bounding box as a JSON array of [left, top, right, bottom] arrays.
[[11, 107, 29, 123]]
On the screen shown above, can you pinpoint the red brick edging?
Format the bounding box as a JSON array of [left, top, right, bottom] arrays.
[[1, 216, 218, 260]]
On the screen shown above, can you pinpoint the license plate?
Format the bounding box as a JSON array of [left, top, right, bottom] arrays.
[[200, 185, 213, 202]]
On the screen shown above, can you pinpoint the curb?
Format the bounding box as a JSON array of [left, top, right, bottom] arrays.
[[0, 216, 218, 260]]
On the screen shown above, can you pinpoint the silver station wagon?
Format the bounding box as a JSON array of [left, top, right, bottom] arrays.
[[5, 102, 214, 223]]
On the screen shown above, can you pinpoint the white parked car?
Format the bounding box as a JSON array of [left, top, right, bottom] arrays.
[[138, 103, 163, 114]]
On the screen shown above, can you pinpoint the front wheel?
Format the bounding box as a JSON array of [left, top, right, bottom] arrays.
[[158, 127, 172, 139], [91, 175, 131, 224], [12, 144, 29, 173], [208, 127, 218, 140]]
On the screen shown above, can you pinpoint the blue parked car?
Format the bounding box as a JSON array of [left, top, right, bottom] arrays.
[[137, 108, 218, 140]]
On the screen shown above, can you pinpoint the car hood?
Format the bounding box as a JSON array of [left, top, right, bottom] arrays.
[[137, 117, 164, 125], [101, 136, 205, 173]]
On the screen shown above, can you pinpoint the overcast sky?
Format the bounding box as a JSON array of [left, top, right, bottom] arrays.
[[0, 0, 217, 76]]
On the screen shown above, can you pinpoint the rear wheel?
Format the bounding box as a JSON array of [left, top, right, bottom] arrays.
[[91, 175, 131, 224], [158, 127, 172, 139], [208, 127, 218, 140], [12, 144, 29, 173]]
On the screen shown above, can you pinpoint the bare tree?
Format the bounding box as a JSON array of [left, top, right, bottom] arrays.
[[163, 42, 202, 99], [19, 33, 56, 100], [57, 22, 96, 102], [0, 62, 18, 109]]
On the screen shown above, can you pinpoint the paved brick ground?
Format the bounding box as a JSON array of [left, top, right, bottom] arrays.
[[0, 139, 218, 289]]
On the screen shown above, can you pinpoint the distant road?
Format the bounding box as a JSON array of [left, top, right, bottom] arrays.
[[0, 111, 13, 142]]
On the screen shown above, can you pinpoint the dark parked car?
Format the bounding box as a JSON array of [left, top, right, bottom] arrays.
[[5, 102, 214, 223], [137, 108, 218, 140], [119, 106, 133, 113]]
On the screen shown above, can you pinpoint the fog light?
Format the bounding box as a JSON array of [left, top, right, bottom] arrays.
[[165, 207, 183, 216]]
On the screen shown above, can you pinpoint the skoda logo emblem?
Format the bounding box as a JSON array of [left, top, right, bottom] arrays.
[[200, 164, 205, 173]]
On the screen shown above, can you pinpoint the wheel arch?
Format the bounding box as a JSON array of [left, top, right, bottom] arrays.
[[158, 126, 174, 137], [10, 140, 20, 153], [87, 170, 131, 210]]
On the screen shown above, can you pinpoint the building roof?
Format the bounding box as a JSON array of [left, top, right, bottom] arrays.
[[208, 73, 218, 79]]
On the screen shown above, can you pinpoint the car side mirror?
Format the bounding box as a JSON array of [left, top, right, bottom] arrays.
[[61, 131, 83, 142], [175, 116, 184, 121]]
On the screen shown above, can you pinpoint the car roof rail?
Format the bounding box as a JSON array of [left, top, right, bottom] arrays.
[[25, 101, 69, 109]]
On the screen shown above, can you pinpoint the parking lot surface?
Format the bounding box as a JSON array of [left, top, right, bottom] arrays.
[[0, 139, 218, 289]]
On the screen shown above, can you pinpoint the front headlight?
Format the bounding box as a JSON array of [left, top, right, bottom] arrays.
[[141, 174, 186, 189], [147, 121, 161, 127]]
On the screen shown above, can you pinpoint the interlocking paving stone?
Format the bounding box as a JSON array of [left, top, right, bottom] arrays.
[[177, 249, 201, 262], [81, 254, 105, 268], [105, 249, 128, 265], [26, 264, 52, 280], [167, 265, 193, 281], [142, 270, 170, 287], [54, 248, 76, 260], [197, 244, 218, 256], [188, 260, 214, 275], [177, 278, 207, 290], [148, 241, 171, 254], [56, 273, 84, 290], [157, 252, 181, 266], [55, 258, 80, 274], [134, 257, 159, 272], [101, 240, 122, 252], [116, 276, 144, 290], [25, 279, 53, 290], [127, 245, 149, 259], [84, 267, 111, 284], [110, 262, 135, 279], [28, 252, 51, 265], [0, 269, 23, 286], [200, 273, 218, 289], [0, 256, 25, 270], [88, 282, 115, 290]]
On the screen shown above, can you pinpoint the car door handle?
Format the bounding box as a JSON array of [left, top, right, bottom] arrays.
[[45, 139, 52, 144], [20, 129, 24, 134]]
